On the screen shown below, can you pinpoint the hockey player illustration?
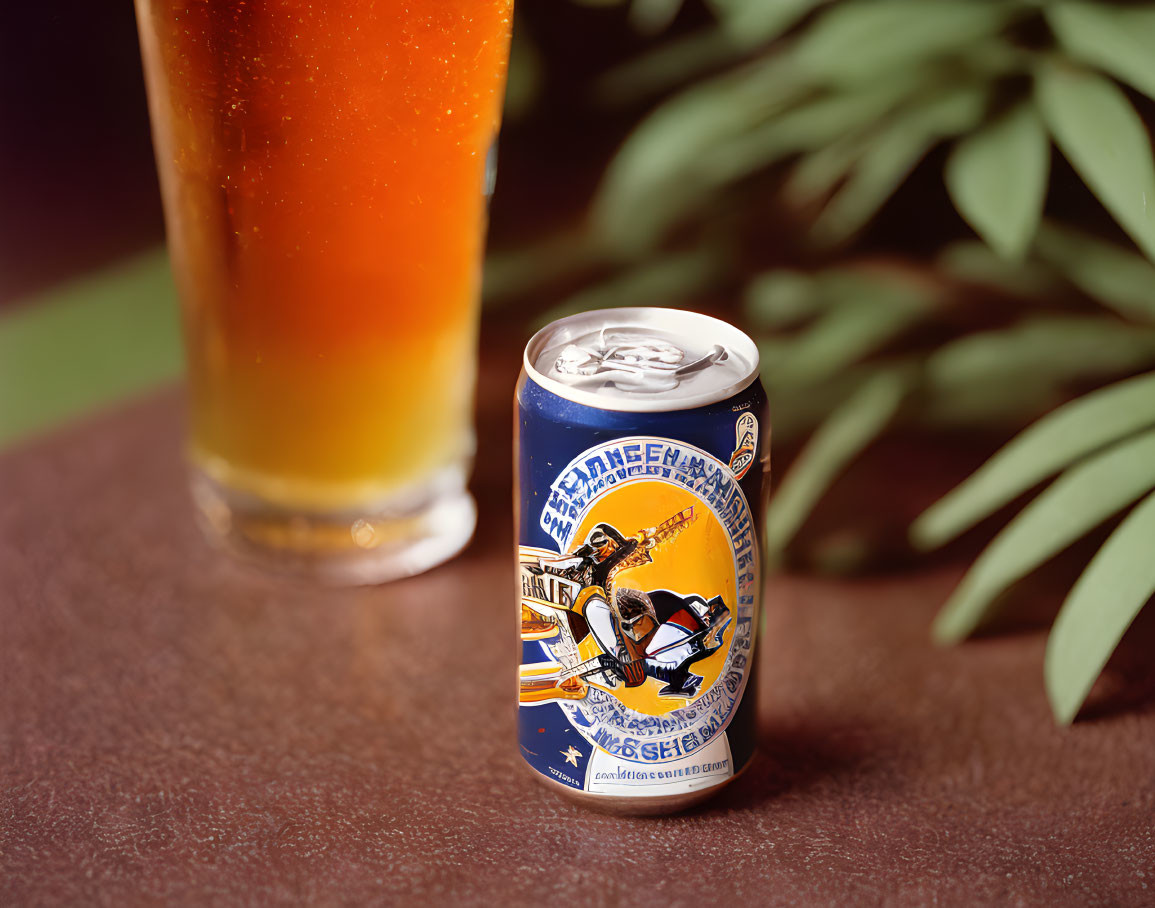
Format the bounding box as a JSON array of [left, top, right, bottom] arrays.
[[524, 507, 732, 700]]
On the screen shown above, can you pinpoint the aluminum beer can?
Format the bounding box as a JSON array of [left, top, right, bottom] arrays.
[[515, 307, 767, 813]]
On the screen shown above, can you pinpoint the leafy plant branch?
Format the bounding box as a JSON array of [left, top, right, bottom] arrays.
[[518, 0, 1155, 722]]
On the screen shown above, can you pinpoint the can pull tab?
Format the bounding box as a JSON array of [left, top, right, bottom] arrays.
[[674, 345, 727, 377]]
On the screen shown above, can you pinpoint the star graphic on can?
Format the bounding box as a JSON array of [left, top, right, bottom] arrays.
[[560, 745, 581, 767]]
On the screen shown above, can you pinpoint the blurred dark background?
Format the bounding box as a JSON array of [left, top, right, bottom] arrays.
[[1, 3, 158, 303], [0, 1, 647, 304]]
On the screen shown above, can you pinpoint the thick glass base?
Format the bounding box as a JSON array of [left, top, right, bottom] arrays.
[[190, 464, 476, 586]]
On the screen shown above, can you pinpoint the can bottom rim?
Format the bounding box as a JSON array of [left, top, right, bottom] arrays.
[[522, 753, 754, 816]]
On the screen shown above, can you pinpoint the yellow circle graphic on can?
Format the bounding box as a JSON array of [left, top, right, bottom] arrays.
[[572, 481, 735, 717]]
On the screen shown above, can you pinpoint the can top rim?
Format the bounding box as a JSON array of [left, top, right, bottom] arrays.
[[523, 307, 760, 412]]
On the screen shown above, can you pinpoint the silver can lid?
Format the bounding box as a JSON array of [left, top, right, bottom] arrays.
[[524, 307, 760, 412]]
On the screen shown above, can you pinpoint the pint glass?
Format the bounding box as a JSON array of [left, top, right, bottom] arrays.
[[134, 1, 513, 582]]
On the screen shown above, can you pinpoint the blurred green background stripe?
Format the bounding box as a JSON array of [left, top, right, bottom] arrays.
[[0, 248, 182, 450]]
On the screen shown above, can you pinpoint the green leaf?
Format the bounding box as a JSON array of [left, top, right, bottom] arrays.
[[707, 0, 823, 48], [483, 233, 602, 306], [786, 35, 1026, 210], [919, 378, 1066, 434], [932, 427, 1155, 643], [767, 273, 932, 386], [628, 0, 683, 34], [503, 22, 542, 121], [597, 66, 924, 249], [0, 249, 182, 450], [923, 317, 1155, 394], [704, 71, 921, 187], [764, 364, 887, 443], [811, 133, 929, 244], [745, 270, 824, 328], [914, 371, 1155, 550], [786, 136, 866, 206], [1046, 489, 1155, 724], [533, 248, 720, 327], [1047, 2, 1155, 101], [595, 28, 744, 104], [945, 102, 1049, 260], [770, 305, 917, 386], [603, 0, 819, 101], [768, 369, 909, 554], [1035, 222, 1155, 323], [1035, 62, 1155, 262], [937, 240, 1061, 298], [793, 0, 1015, 86], [916, 321, 1155, 436], [812, 86, 989, 245], [592, 54, 798, 253]]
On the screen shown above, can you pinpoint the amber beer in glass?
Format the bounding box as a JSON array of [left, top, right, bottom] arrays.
[[135, 1, 513, 581]]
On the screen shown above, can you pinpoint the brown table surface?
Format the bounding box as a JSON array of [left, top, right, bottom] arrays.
[[3, 325, 1154, 907]]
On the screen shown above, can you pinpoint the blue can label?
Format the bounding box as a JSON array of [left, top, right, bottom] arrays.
[[518, 426, 760, 797]]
